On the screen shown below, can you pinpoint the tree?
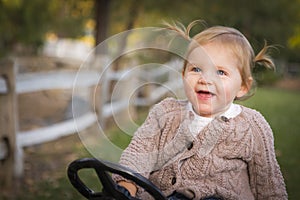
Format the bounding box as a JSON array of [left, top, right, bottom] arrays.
[[0, 0, 92, 57], [94, 0, 111, 54], [142, 0, 300, 61], [0, 0, 299, 61], [0, 0, 53, 56]]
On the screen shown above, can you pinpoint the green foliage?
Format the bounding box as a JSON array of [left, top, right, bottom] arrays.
[[0, 0, 51, 55], [289, 26, 300, 49], [0, 0, 92, 57], [0, 0, 299, 61], [124, 0, 300, 61], [253, 67, 281, 86], [48, 0, 93, 38]]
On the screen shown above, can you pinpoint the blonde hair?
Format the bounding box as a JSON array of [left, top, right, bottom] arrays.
[[164, 20, 275, 100]]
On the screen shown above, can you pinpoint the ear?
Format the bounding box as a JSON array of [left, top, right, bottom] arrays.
[[236, 77, 253, 98]]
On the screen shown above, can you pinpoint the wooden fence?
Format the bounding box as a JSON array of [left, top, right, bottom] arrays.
[[0, 57, 183, 188], [0, 59, 17, 189]]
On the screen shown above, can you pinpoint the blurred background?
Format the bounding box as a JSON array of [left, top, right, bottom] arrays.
[[0, 0, 299, 199], [1, 0, 300, 61]]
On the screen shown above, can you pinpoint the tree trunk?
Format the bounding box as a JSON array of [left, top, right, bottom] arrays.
[[112, 0, 140, 70], [95, 0, 111, 55]]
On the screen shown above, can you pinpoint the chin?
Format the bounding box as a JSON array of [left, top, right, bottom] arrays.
[[195, 109, 212, 117]]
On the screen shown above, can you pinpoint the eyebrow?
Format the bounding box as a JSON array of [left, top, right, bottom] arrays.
[[215, 65, 231, 70]]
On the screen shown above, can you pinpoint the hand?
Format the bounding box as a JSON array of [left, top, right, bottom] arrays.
[[118, 181, 138, 197]]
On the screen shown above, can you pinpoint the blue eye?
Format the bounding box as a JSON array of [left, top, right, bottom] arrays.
[[192, 67, 201, 72], [217, 70, 226, 76]]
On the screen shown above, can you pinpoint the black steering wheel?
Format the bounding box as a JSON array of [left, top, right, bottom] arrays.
[[67, 158, 167, 200]]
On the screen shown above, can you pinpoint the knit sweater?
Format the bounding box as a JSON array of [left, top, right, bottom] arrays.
[[114, 98, 287, 200]]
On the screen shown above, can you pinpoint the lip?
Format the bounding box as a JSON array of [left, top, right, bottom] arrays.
[[196, 90, 215, 100]]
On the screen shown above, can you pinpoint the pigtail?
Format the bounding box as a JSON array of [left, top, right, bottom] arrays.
[[163, 20, 206, 41], [254, 42, 276, 71]]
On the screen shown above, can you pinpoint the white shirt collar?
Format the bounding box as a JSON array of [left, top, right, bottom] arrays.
[[187, 103, 212, 137], [222, 103, 242, 119], [187, 102, 241, 120], [187, 102, 241, 137]]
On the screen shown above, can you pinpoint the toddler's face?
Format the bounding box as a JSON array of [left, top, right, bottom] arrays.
[[183, 42, 248, 117]]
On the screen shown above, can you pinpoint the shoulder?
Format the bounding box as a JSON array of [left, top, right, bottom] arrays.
[[239, 105, 274, 141], [240, 105, 263, 117], [239, 106, 271, 126], [150, 97, 188, 116], [145, 98, 188, 130], [132, 98, 187, 143]]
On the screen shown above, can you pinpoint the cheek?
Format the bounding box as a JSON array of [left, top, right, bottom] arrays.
[[223, 79, 242, 100], [183, 76, 196, 98], [183, 74, 198, 87], [183, 78, 192, 94]]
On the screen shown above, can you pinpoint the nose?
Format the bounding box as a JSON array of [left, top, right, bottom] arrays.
[[198, 74, 212, 85]]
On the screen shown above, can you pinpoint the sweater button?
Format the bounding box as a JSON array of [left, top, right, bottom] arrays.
[[187, 142, 193, 150], [171, 177, 176, 185], [221, 116, 229, 122]]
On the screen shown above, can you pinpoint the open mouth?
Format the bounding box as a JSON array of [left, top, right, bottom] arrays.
[[196, 90, 215, 99]]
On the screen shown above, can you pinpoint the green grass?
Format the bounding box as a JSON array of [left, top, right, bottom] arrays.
[[239, 87, 300, 199], [5, 87, 300, 200]]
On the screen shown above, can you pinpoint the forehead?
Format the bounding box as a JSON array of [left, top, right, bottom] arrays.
[[187, 42, 239, 69]]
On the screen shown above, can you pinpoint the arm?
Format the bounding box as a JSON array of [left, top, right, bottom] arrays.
[[113, 98, 190, 196], [112, 101, 165, 195], [248, 112, 288, 199], [118, 104, 163, 175]]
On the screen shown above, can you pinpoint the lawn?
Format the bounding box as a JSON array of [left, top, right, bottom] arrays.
[[239, 87, 300, 199], [3, 87, 300, 200]]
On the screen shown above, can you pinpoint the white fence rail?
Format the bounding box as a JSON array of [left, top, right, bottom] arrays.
[[16, 71, 99, 93], [0, 58, 183, 179]]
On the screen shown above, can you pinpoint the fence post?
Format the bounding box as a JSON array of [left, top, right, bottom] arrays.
[[0, 59, 17, 190], [90, 55, 108, 129]]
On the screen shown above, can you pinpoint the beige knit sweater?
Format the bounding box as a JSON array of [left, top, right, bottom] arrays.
[[114, 98, 287, 200]]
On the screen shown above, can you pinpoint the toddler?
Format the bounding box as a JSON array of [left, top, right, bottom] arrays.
[[113, 21, 288, 200]]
